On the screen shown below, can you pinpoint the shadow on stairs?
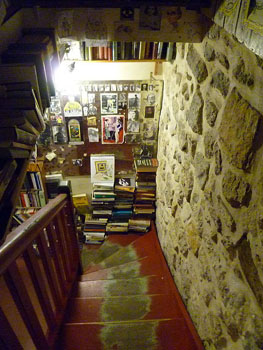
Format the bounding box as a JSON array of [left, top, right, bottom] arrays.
[[56, 223, 204, 350]]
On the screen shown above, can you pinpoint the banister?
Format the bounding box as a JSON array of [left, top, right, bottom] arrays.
[[0, 193, 68, 274]]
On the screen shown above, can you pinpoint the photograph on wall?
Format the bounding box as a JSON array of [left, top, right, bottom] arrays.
[[145, 106, 155, 118], [117, 84, 123, 91], [125, 133, 141, 144], [90, 154, 115, 184], [101, 115, 124, 144], [120, 7, 134, 20], [128, 93, 141, 108], [93, 84, 98, 92], [111, 84, 117, 91], [50, 114, 65, 125], [118, 92, 127, 109], [88, 127, 99, 142], [143, 121, 156, 140], [135, 84, 141, 91], [127, 109, 140, 133], [50, 97, 62, 114], [147, 93, 156, 105], [139, 5, 162, 31], [100, 93, 118, 114], [64, 96, 83, 117], [67, 118, 82, 142], [105, 84, 110, 92], [141, 83, 148, 91], [52, 125, 68, 144], [88, 93, 96, 104], [87, 116, 97, 126], [99, 84, 104, 92]]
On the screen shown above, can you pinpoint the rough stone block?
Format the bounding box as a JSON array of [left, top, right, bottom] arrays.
[[222, 170, 252, 208], [186, 90, 204, 134], [219, 88, 261, 170], [211, 70, 230, 97], [186, 44, 208, 84]]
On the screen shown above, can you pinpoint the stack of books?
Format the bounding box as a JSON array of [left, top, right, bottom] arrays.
[[91, 183, 115, 219], [106, 222, 129, 234], [113, 176, 135, 223], [0, 81, 45, 153], [128, 218, 151, 233], [83, 215, 108, 245], [133, 158, 158, 223]]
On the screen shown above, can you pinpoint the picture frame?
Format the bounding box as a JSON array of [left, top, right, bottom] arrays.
[[90, 154, 115, 185], [101, 115, 125, 144], [100, 93, 118, 114]]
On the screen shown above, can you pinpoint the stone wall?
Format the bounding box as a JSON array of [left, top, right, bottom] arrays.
[[156, 24, 263, 350]]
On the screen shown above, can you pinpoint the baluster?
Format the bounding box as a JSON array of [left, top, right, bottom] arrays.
[[23, 244, 56, 331], [58, 209, 74, 274], [0, 306, 22, 350], [4, 261, 49, 350], [63, 202, 80, 268], [54, 215, 71, 282], [35, 230, 63, 311], [46, 223, 67, 296]]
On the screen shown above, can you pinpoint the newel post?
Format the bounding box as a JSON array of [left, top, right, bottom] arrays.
[[57, 181, 83, 274]]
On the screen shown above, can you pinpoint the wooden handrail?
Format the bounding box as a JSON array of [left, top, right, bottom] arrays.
[[0, 194, 67, 274], [0, 192, 81, 350]]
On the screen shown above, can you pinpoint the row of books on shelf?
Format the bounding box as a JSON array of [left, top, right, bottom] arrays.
[[22, 171, 44, 191], [19, 190, 46, 208], [81, 41, 176, 62]]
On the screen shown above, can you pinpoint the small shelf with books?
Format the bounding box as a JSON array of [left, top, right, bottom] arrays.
[[17, 162, 47, 210], [78, 41, 176, 62]]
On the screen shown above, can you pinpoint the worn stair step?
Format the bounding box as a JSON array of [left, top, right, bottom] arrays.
[[64, 294, 183, 324], [72, 275, 170, 298], [84, 230, 160, 274], [80, 255, 165, 281], [58, 318, 201, 350]]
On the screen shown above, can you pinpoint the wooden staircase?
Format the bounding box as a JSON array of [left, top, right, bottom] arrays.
[[57, 224, 204, 350]]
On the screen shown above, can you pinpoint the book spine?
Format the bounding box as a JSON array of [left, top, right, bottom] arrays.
[[152, 42, 158, 59], [112, 41, 118, 61], [108, 43, 113, 61], [157, 42, 163, 59], [139, 42, 146, 60], [166, 42, 174, 61], [120, 42, 125, 60], [88, 46, 93, 61], [98, 46, 104, 60]]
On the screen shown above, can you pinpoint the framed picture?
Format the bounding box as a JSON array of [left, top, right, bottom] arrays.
[[128, 93, 141, 108], [88, 127, 99, 142], [101, 115, 125, 144], [100, 93, 118, 114], [90, 154, 115, 185], [145, 106, 155, 118], [50, 97, 61, 114]]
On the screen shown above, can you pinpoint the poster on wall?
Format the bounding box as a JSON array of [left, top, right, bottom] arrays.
[[88, 127, 99, 142], [100, 93, 118, 114], [67, 118, 82, 142], [127, 109, 140, 133], [90, 154, 115, 185], [64, 96, 83, 117], [101, 115, 125, 144]]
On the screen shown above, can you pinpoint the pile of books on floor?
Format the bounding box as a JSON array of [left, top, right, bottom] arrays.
[[83, 214, 108, 245], [128, 218, 151, 233], [91, 183, 116, 220], [133, 158, 158, 224]]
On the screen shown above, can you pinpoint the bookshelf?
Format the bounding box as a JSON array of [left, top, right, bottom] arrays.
[[66, 41, 176, 63]]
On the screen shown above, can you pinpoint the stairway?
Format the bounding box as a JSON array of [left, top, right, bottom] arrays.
[[56, 224, 204, 350]]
